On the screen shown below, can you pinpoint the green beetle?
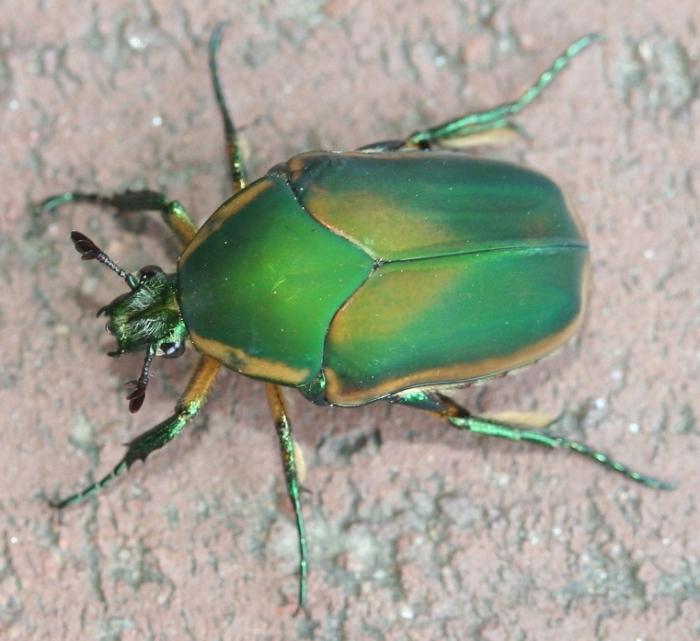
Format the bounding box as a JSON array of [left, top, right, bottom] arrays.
[[179, 149, 588, 407], [41, 28, 672, 610]]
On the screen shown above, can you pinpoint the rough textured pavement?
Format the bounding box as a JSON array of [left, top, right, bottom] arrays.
[[1, 1, 698, 640]]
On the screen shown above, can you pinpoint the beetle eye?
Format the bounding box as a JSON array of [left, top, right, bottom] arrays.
[[160, 341, 185, 358], [139, 265, 163, 281]]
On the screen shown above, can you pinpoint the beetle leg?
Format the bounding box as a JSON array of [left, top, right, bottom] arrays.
[[265, 384, 309, 611], [209, 23, 248, 194], [36, 189, 198, 247], [390, 389, 676, 490], [401, 33, 601, 149], [50, 355, 221, 508], [37, 25, 247, 249]]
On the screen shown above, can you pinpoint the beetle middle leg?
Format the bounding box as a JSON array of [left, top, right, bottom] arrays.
[[398, 33, 600, 150], [265, 384, 309, 611], [390, 388, 675, 490], [209, 22, 247, 193], [50, 355, 221, 508]]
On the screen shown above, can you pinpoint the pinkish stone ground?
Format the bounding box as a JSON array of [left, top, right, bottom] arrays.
[[1, 1, 698, 640]]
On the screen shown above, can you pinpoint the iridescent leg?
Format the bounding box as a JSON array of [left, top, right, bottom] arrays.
[[265, 384, 308, 611], [209, 22, 247, 193], [51, 355, 221, 508], [36, 190, 197, 247], [36, 25, 248, 246], [403, 33, 601, 149], [391, 389, 675, 490]]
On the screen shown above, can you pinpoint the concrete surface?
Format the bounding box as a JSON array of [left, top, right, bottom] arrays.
[[1, 1, 698, 640]]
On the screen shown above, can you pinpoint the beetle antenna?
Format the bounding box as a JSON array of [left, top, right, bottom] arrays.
[[71, 231, 138, 289], [125, 345, 156, 413]]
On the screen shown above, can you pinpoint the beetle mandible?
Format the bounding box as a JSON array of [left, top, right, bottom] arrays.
[[41, 27, 673, 610]]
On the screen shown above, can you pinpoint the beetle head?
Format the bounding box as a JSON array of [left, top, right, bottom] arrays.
[[71, 231, 187, 412], [99, 264, 186, 357]]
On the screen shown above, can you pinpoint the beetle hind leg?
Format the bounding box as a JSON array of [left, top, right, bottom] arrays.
[[400, 33, 601, 150], [50, 355, 221, 508], [265, 384, 309, 611], [390, 389, 676, 490]]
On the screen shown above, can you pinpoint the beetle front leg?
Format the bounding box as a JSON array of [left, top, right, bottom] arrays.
[[37, 189, 198, 247], [50, 355, 221, 508], [400, 33, 600, 149], [390, 389, 675, 490], [265, 384, 309, 612]]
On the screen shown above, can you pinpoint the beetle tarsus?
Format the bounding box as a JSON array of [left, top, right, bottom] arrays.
[[49, 460, 128, 509], [38, 189, 198, 248], [402, 33, 601, 149], [391, 390, 676, 490], [209, 22, 248, 193], [51, 355, 221, 508], [265, 384, 309, 610]]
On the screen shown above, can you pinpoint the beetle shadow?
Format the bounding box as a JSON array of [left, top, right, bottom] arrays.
[[300, 352, 580, 473], [112, 213, 183, 262]]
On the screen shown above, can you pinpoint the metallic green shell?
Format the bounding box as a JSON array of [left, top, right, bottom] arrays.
[[285, 151, 586, 260], [179, 151, 588, 406], [178, 176, 373, 386], [284, 151, 588, 404]]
